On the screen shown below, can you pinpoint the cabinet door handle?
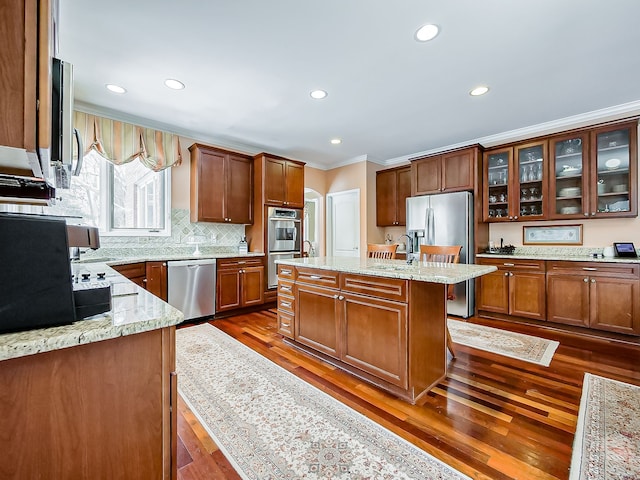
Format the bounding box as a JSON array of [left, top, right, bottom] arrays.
[[310, 275, 322, 279], [591, 212, 596, 216], [281, 269, 292, 275], [582, 267, 598, 271], [584, 212, 589, 217], [503, 263, 515, 267], [583, 277, 589, 282], [338, 295, 345, 300], [142, 278, 147, 283], [333, 294, 339, 299], [504, 272, 509, 276], [591, 278, 596, 283], [509, 272, 514, 277], [513, 216, 518, 220]]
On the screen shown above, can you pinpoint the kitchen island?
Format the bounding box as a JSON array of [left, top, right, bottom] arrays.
[[275, 257, 496, 404], [0, 263, 183, 479]]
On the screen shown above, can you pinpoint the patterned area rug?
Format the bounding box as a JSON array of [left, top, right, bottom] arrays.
[[447, 319, 559, 366], [176, 323, 469, 480], [570, 373, 640, 479]]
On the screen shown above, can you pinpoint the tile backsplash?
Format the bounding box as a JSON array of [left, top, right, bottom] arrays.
[[82, 208, 246, 259]]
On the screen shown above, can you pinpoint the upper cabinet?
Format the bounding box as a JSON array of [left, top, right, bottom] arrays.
[[255, 153, 305, 208], [1, 0, 54, 176], [484, 119, 638, 222], [411, 146, 478, 196], [376, 166, 411, 226], [189, 143, 253, 224]]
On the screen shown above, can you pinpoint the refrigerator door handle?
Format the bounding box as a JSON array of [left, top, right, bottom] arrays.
[[427, 208, 435, 245]]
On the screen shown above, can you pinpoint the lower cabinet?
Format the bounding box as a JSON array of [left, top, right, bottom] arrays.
[[547, 261, 640, 335], [0, 327, 177, 478], [476, 258, 546, 320], [216, 257, 264, 313], [112, 262, 147, 288], [279, 266, 425, 400], [146, 261, 168, 301]]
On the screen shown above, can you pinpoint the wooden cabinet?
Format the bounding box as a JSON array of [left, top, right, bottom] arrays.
[[146, 261, 168, 301], [278, 264, 447, 404], [255, 153, 305, 208], [412, 146, 477, 196], [376, 165, 411, 226], [547, 261, 640, 335], [476, 258, 546, 320], [189, 143, 253, 224], [112, 262, 147, 288], [484, 119, 638, 222], [216, 257, 264, 313], [1, 0, 53, 176], [0, 326, 177, 479]]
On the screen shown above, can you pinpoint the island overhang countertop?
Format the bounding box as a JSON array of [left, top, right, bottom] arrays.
[[275, 256, 497, 283]]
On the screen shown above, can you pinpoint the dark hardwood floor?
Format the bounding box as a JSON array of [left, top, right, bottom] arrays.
[[176, 309, 640, 480]]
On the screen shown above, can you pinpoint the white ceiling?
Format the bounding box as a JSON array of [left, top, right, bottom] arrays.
[[58, 0, 640, 169]]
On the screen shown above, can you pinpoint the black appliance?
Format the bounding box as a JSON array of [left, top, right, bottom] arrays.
[[0, 213, 76, 333]]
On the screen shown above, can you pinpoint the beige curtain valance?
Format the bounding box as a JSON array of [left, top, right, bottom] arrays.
[[74, 111, 182, 172]]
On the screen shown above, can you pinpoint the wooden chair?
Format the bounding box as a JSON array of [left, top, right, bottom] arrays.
[[367, 243, 398, 259], [419, 244, 463, 359]]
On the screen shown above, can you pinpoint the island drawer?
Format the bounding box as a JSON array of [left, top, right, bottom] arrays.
[[277, 310, 294, 338], [341, 274, 408, 302], [278, 264, 297, 281], [295, 267, 339, 289], [277, 280, 294, 296], [277, 293, 295, 315], [218, 257, 263, 269], [547, 261, 639, 278]]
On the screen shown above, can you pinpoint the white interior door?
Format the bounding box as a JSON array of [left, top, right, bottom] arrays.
[[327, 189, 360, 257]]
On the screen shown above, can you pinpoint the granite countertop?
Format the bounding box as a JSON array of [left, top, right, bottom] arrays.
[[276, 256, 497, 284], [0, 263, 184, 362], [475, 252, 640, 263], [78, 251, 265, 266]]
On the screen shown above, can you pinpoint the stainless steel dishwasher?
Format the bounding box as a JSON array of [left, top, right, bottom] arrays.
[[167, 258, 216, 321]]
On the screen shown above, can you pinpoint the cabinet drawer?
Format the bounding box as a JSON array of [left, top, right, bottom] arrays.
[[478, 258, 546, 273], [277, 280, 294, 296], [112, 262, 146, 279], [217, 257, 263, 270], [277, 264, 297, 281], [277, 293, 295, 314], [277, 311, 294, 338], [547, 261, 640, 278], [340, 274, 408, 302], [295, 267, 339, 289]]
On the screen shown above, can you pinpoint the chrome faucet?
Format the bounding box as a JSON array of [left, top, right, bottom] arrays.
[[303, 240, 315, 257], [396, 234, 414, 264]]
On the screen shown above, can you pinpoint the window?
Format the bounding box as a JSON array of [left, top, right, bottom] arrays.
[[51, 150, 171, 236]]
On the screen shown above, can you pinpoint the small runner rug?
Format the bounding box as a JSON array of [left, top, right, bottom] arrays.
[[447, 318, 559, 366], [569, 373, 640, 479], [176, 323, 469, 480]]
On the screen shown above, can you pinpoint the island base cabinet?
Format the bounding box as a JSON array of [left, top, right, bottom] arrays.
[[341, 293, 407, 388], [295, 283, 340, 358], [0, 327, 176, 479]]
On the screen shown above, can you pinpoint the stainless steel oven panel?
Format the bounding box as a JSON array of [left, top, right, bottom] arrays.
[[268, 207, 301, 253], [268, 251, 300, 288]]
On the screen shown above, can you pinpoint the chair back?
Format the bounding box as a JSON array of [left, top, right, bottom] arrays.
[[419, 245, 462, 264], [367, 243, 398, 259], [419, 245, 462, 300]]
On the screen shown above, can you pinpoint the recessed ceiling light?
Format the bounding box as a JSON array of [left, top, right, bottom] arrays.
[[330, 138, 342, 145], [469, 86, 490, 96], [164, 79, 185, 90], [310, 89, 328, 99], [106, 84, 126, 94], [415, 24, 439, 42]]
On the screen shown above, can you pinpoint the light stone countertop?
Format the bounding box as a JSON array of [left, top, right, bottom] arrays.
[[275, 256, 497, 284], [0, 263, 184, 362], [475, 253, 640, 263]]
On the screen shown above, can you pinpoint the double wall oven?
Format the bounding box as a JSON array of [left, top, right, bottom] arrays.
[[267, 207, 301, 288]]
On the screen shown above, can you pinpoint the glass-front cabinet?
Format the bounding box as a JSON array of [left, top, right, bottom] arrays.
[[549, 132, 589, 218], [515, 141, 547, 220], [589, 122, 637, 218], [484, 147, 513, 221]]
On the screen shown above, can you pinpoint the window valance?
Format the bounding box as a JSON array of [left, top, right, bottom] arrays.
[[74, 111, 182, 172]]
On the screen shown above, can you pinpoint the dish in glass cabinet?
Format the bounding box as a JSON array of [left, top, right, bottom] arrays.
[[558, 165, 582, 176], [605, 158, 621, 170]]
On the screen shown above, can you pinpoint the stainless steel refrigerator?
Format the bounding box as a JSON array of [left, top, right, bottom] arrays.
[[405, 191, 474, 318]]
